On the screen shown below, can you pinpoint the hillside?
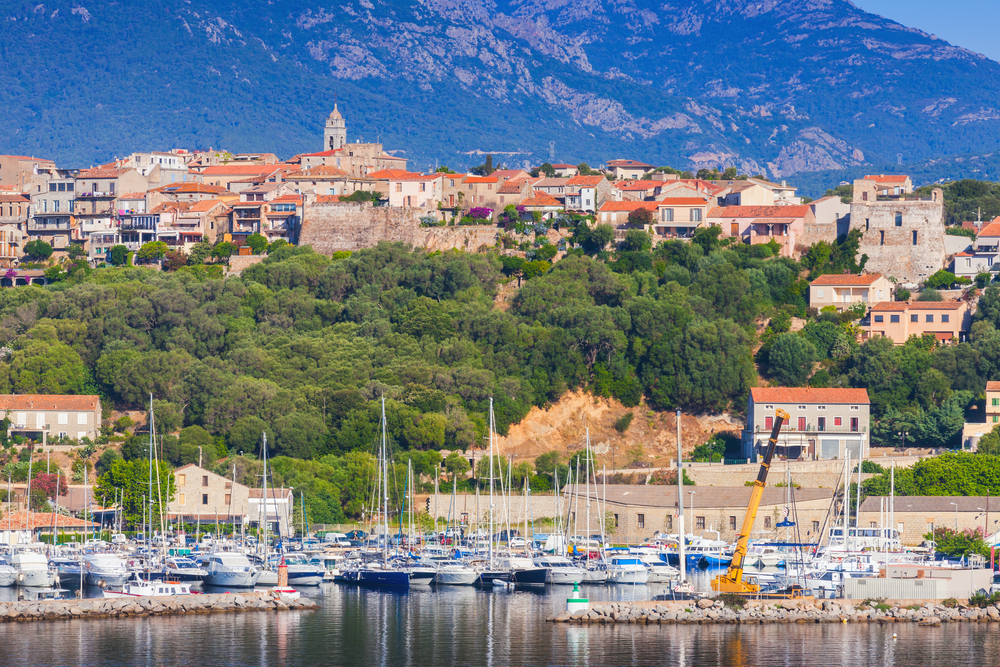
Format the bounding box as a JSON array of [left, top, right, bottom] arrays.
[[2, 0, 1000, 184]]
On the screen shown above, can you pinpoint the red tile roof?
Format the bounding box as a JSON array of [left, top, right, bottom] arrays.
[[272, 195, 303, 203], [550, 163, 576, 169], [315, 195, 344, 203], [709, 205, 811, 218], [0, 394, 100, 411], [0, 194, 30, 203], [299, 165, 350, 178], [77, 167, 129, 179], [567, 175, 605, 187], [491, 170, 529, 180], [608, 159, 653, 168], [366, 168, 413, 180], [300, 149, 344, 157], [870, 300, 965, 311], [0, 511, 98, 531], [811, 273, 883, 286], [464, 176, 500, 184], [185, 199, 228, 213], [498, 180, 528, 194], [522, 193, 561, 207], [615, 181, 659, 191], [750, 387, 870, 405], [864, 174, 909, 184], [987, 381, 1000, 391], [976, 219, 1000, 237], [199, 165, 281, 176], [118, 192, 146, 200], [599, 201, 659, 212], [152, 183, 229, 194]]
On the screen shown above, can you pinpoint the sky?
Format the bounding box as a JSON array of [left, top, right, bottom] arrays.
[[854, 1, 1000, 62]]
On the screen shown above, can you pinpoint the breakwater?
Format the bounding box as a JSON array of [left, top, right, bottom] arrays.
[[548, 598, 1000, 626], [0, 591, 317, 622]]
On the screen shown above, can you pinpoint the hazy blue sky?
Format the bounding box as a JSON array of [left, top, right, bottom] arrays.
[[854, 1, 1000, 62]]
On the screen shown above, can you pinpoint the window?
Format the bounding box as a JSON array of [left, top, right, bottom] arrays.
[[225, 494, 231, 505], [816, 288, 824, 298], [202, 494, 208, 505], [874, 315, 883, 323], [178, 475, 186, 486], [730, 516, 737, 530], [865, 218, 869, 231], [834, 417, 842, 427], [67, 183, 73, 192], [395, 183, 402, 192], [890, 315, 900, 323], [765, 405, 773, 410], [637, 513, 645, 529], [812, 521, 820, 533], [895, 212, 902, 226], [696, 516, 706, 530], [850, 417, 859, 432], [798, 416, 806, 431], [690, 209, 702, 222], [879, 230, 885, 245], [48, 183, 56, 192], [613, 514, 619, 528], [58, 431, 66, 438], [58, 413, 68, 425], [817, 405, 827, 410], [992, 398, 998, 407], [764, 516, 772, 528], [870, 522, 877, 528], [850, 405, 860, 410], [666, 515, 672, 530], [202, 475, 209, 487], [994, 416, 998, 423], [54, 200, 59, 213], [662, 208, 674, 222], [925, 314, 933, 323], [817, 417, 826, 431], [912, 230, 918, 245], [910, 314, 918, 322], [798, 405, 807, 410], [765, 416, 773, 430], [179, 493, 186, 505], [941, 314, 949, 323]]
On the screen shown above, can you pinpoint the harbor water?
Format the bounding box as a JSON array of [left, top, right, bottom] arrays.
[[0, 582, 996, 666]]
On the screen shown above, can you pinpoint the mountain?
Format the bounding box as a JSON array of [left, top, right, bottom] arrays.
[[2, 0, 1000, 187]]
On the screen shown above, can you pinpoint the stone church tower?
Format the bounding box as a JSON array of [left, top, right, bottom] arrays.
[[324, 105, 347, 151]]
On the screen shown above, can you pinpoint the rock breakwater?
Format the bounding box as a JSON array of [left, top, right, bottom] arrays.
[[548, 598, 1000, 626], [0, 591, 317, 622]]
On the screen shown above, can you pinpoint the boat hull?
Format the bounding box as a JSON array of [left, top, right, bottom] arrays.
[[433, 570, 478, 585], [204, 570, 259, 588], [17, 571, 55, 588], [358, 569, 409, 589], [581, 569, 608, 584], [509, 568, 547, 585], [608, 569, 649, 585], [545, 569, 588, 585]]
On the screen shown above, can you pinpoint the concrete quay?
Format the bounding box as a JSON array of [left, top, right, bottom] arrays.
[[548, 598, 1000, 626], [0, 591, 318, 622]]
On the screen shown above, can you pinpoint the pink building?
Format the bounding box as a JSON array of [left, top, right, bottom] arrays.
[[708, 204, 814, 258], [862, 300, 971, 345]]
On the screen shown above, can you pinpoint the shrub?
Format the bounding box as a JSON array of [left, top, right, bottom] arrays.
[[715, 593, 748, 609], [942, 597, 959, 609], [614, 412, 634, 433]]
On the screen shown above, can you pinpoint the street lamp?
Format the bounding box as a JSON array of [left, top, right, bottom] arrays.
[[950, 502, 959, 532], [897, 431, 909, 450]]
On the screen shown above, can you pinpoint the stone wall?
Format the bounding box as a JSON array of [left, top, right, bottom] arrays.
[[850, 186, 945, 285], [227, 254, 266, 274], [300, 198, 499, 254]]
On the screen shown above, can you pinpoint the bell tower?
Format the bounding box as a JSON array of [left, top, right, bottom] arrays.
[[324, 104, 347, 151]]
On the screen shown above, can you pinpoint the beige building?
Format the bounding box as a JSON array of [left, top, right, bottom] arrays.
[[859, 495, 998, 546], [863, 174, 913, 196], [607, 159, 654, 180], [742, 387, 871, 461], [961, 381, 1000, 449], [169, 464, 293, 536], [710, 204, 814, 258], [863, 300, 970, 345], [0, 156, 56, 191], [809, 273, 892, 311], [0, 394, 102, 442]]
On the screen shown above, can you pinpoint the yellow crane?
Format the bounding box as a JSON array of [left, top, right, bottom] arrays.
[[712, 408, 790, 595]]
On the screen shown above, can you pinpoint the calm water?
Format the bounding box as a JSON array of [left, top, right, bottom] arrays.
[[0, 582, 995, 666]]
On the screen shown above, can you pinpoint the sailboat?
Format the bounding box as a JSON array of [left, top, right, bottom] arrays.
[[475, 398, 510, 587], [358, 397, 409, 589]]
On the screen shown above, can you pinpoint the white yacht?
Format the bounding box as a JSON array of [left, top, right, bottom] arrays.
[[606, 556, 649, 584], [281, 554, 324, 586], [637, 555, 679, 583], [84, 553, 129, 587], [164, 557, 208, 585], [11, 551, 56, 588], [104, 574, 194, 598], [202, 553, 260, 588], [0, 557, 18, 587], [533, 555, 587, 585], [432, 561, 478, 585]]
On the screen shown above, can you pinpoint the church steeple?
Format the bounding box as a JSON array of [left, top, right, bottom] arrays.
[[324, 104, 346, 151]]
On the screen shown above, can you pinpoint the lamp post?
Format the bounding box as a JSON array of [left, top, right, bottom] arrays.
[[897, 431, 908, 451], [950, 502, 959, 532]]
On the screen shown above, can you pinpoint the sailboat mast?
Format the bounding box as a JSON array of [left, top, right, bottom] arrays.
[[148, 393, 154, 545], [381, 396, 389, 559], [488, 398, 495, 566], [585, 426, 591, 567]]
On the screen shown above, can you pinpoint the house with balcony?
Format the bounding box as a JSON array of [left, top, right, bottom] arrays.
[[742, 387, 870, 461], [607, 159, 655, 180], [809, 273, 892, 311], [653, 198, 710, 239], [497, 179, 533, 208], [172, 199, 230, 246], [709, 204, 813, 258], [368, 170, 443, 209], [263, 194, 303, 242], [597, 201, 659, 241], [861, 301, 971, 345], [952, 217, 1000, 280], [0, 394, 102, 443], [74, 167, 147, 252], [564, 175, 611, 213]]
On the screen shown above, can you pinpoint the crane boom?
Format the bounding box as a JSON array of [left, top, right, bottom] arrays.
[[712, 408, 789, 594]]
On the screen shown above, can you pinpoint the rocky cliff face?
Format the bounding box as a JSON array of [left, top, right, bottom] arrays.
[[2, 0, 999, 183]]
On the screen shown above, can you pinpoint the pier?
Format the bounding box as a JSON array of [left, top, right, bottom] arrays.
[[0, 591, 317, 623]]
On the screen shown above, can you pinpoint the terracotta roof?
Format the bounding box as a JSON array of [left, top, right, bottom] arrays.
[[297, 165, 350, 178], [567, 175, 604, 187], [185, 199, 227, 213], [550, 163, 576, 169], [272, 195, 303, 203], [599, 201, 659, 212], [864, 174, 909, 184], [521, 193, 561, 207], [491, 170, 529, 180], [657, 197, 710, 206], [811, 274, 883, 286], [0, 512, 98, 531], [77, 167, 129, 178], [615, 181, 659, 191], [750, 387, 870, 404], [608, 159, 653, 168], [200, 165, 280, 176], [315, 195, 343, 203], [366, 168, 413, 180], [151, 202, 193, 214], [0, 195, 29, 203], [498, 180, 528, 194], [987, 381, 1000, 391], [870, 300, 965, 311], [0, 394, 100, 411], [464, 176, 500, 184], [152, 183, 228, 195], [300, 149, 344, 157], [709, 205, 811, 218], [118, 192, 146, 200], [533, 178, 571, 188], [976, 220, 1000, 237]]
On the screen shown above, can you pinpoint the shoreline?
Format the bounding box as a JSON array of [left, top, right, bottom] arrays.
[[548, 598, 1000, 626], [0, 591, 318, 622]]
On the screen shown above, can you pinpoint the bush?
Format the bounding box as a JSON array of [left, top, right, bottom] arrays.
[[715, 593, 748, 609], [942, 597, 959, 608], [614, 412, 634, 433]]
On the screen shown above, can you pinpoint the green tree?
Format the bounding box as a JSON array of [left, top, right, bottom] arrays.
[[621, 229, 652, 252], [108, 245, 129, 266], [212, 241, 237, 262], [976, 423, 1000, 455], [444, 451, 471, 482], [94, 458, 175, 529], [137, 241, 169, 262], [66, 244, 86, 260], [247, 234, 268, 255], [187, 241, 213, 265], [538, 163, 556, 178], [625, 207, 654, 229], [917, 288, 943, 302], [23, 240, 53, 261], [767, 333, 817, 386]]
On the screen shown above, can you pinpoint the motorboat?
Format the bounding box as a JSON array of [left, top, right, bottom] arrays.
[[11, 551, 56, 588], [357, 561, 409, 589], [104, 574, 195, 598], [164, 557, 208, 585], [280, 554, 324, 586], [84, 553, 129, 588], [637, 555, 679, 583], [498, 556, 547, 585], [432, 561, 478, 585], [202, 553, 260, 588], [606, 556, 649, 585], [49, 557, 84, 588], [533, 556, 587, 585], [0, 557, 20, 587]]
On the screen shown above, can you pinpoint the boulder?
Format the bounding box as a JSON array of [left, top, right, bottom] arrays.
[[697, 598, 714, 609]]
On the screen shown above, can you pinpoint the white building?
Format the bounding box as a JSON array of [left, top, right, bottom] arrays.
[[0, 394, 102, 442]]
